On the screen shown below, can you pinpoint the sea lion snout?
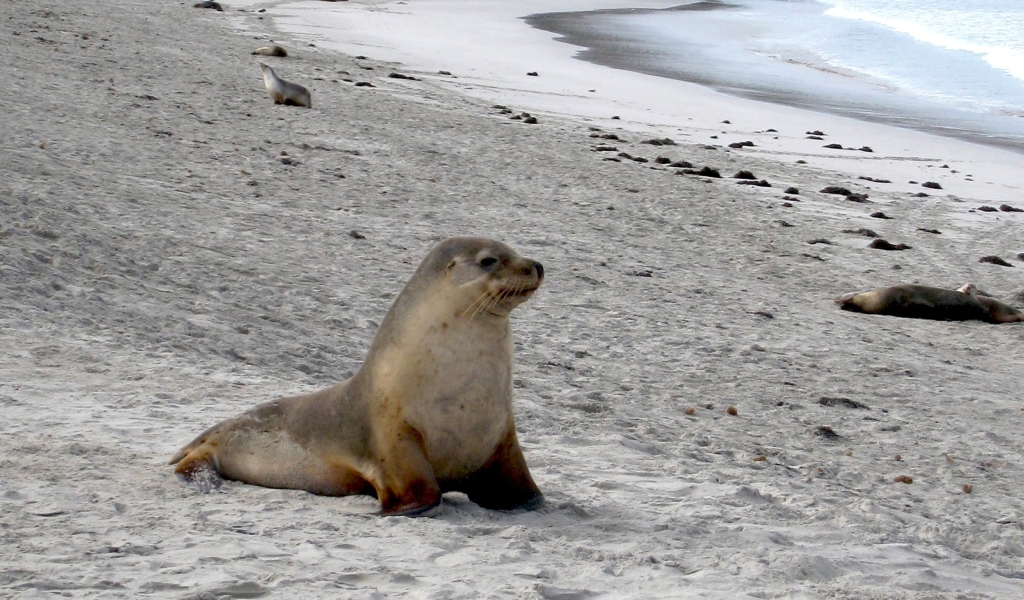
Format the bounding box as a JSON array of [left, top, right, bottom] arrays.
[[532, 260, 544, 281]]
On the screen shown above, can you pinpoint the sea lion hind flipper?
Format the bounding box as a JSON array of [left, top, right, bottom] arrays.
[[173, 454, 224, 493], [460, 428, 543, 511]]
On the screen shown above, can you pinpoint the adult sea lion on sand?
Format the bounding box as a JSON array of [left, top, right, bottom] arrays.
[[170, 237, 546, 516], [835, 283, 1024, 323], [258, 62, 311, 107]]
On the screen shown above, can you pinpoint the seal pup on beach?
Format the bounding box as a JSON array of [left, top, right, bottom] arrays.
[[835, 283, 1024, 323], [170, 237, 545, 516], [258, 63, 311, 107], [253, 45, 288, 57]]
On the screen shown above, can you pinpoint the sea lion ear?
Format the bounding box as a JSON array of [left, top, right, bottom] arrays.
[[446, 259, 458, 271]]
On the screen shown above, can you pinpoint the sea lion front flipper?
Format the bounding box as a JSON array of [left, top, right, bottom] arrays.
[[461, 427, 543, 511], [376, 426, 442, 516]]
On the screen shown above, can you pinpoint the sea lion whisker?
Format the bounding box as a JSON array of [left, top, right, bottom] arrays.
[[461, 288, 492, 319]]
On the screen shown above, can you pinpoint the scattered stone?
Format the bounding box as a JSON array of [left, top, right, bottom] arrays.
[[806, 135, 824, 140], [722, 120, 731, 124], [252, 45, 287, 57], [641, 138, 676, 146], [858, 176, 892, 183], [438, 70, 452, 75], [766, 128, 777, 132], [1000, 204, 1024, 212], [592, 146, 618, 152], [912, 192, 929, 197], [806, 238, 832, 245], [795, 160, 807, 164], [869, 212, 892, 219], [893, 475, 913, 484], [823, 143, 844, 149], [617, 152, 633, 160], [527, 71, 538, 76], [782, 202, 794, 207], [917, 228, 941, 234], [193, 1, 223, 10], [753, 310, 774, 319], [869, 239, 911, 251], [684, 406, 696, 416], [734, 170, 757, 180], [354, 81, 375, 87], [654, 156, 672, 164], [921, 181, 942, 189], [979, 255, 1012, 267], [977, 205, 999, 212], [726, 405, 738, 416], [523, 116, 538, 124], [962, 484, 973, 494], [846, 193, 870, 203], [784, 187, 799, 195], [859, 146, 873, 152], [814, 425, 840, 439], [842, 228, 878, 237], [388, 72, 419, 81], [782, 196, 800, 202], [772, 220, 794, 228], [728, 141, 755, 149], [601, 133, 621, 140], [669, 160, 693, 168], [349, 230, 365, 240], [738, 180, 771, 187], [631, 156, 648, 163], [820, 186, 852, 196], [611, 115, 620, 120], [752, 455, 767, 462], [818, 396, 868, 409], [807, 130, 825, 136]]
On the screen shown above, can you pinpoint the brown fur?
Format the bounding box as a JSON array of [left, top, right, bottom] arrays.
[[835, 284, 1024, 323], [170, 237, 545, 516]]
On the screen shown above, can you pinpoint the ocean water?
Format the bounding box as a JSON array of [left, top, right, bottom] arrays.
[[527, 0, 1024, 151]]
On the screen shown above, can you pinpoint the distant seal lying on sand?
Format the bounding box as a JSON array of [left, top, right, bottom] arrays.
[[258, 63, 311, 107], [170, 237, 545, 516], [835, 283, 1024, 323], [253, 45, 287, 57]]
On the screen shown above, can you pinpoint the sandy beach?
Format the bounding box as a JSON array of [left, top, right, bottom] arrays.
[[3, 0, 1024, 597]]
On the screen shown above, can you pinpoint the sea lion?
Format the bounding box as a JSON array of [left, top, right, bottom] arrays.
[[258, 63, 311, 107], [835, 283, 1024, 323], [253, 45, 288, 57], [170, 237, 545, 516]]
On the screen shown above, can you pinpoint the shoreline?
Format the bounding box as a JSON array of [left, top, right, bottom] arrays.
[[525, 2, 1024, 155], [4, 0, 1024, 597], [270, 0, 1024, 206]]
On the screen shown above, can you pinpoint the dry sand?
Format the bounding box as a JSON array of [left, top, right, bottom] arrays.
[[2, 0, 1024, 597]]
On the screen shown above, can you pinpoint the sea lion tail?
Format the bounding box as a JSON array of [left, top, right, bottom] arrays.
[[168, 446, 189, 465], [834, 292, 861, 311]]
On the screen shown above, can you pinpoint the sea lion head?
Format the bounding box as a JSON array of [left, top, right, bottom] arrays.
[[426, 237, 544, 318], [957, 283, 979, 296]]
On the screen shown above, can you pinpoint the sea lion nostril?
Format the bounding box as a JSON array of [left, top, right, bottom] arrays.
[[534, 261, 544, 280]]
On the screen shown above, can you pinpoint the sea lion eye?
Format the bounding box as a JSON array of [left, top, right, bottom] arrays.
[[479, 257, 498, 269]]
